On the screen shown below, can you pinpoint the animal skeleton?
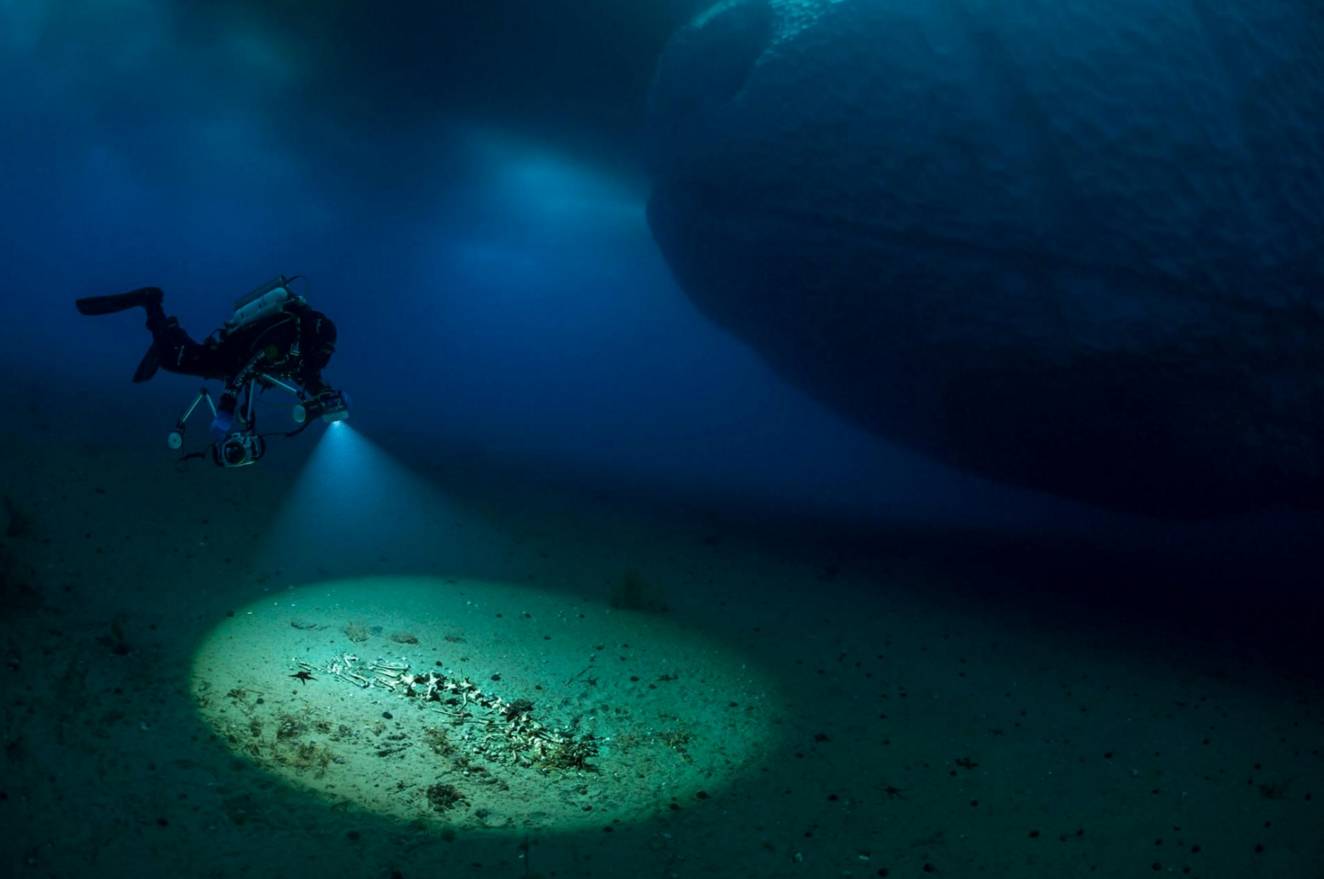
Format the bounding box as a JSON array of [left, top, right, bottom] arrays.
[[291, 654, 596, 769]]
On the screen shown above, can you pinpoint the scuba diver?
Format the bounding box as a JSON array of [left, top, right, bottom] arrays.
[[75, 276, 349, 467]]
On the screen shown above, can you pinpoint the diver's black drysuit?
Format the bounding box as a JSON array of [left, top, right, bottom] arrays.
[[75, 286, 337, 427], [77, 286, 335, 391]]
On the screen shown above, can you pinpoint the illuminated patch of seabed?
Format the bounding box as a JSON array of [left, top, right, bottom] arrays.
[[190, 576, 783, 831]]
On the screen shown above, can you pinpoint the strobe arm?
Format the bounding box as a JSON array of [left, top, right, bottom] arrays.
[[168, 387, 219, 450]]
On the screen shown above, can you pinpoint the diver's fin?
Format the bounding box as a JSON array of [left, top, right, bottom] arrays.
[[132, 344, 161, 383], [75, 287, 164, 316]]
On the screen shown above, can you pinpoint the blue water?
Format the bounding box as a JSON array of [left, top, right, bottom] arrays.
[[2, 3, 1321, 877]]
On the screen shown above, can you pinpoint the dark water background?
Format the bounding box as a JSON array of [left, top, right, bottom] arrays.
[[3, 1, 1322, 691], [1, 6, 1323, 879], [3, 1, 1058, 520]]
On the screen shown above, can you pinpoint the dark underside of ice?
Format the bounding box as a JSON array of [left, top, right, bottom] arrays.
[[645, 0, 1324, 516]]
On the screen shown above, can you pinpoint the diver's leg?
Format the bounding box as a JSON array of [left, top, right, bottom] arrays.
[[75, 287, 225, 382], [73, 287, 174, 382], [141, 310, 224, 381], [74, 286, 164, 316]]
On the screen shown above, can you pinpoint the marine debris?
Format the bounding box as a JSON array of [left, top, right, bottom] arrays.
[[293, 654, 598, 771]]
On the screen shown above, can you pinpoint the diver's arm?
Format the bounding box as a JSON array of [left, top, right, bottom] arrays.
[[298, 364, 330, 397], [210, 349, 270, 440], [225, 349, 271, 400]]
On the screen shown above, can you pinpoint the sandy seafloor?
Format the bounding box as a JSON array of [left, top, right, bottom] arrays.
[[1, 405, 1322, 878]]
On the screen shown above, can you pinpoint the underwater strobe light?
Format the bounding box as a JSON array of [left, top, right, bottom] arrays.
[[292, 389, 351, 425]]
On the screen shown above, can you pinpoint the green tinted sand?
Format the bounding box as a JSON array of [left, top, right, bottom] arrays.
[[191, 575, 780, 831]]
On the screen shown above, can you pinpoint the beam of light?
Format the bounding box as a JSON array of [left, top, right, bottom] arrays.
[[256, 423, 507, 583], [190, 575, 783, 832]]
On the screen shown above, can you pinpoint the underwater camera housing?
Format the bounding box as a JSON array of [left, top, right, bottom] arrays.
[[168, 386, 270, 468], [292, 388, 351, 425], [169, 375, 340, 469], [213, 430, 266, 468]]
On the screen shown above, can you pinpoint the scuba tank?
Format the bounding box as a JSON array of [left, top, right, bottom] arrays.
[[226, 275, 304, 332]]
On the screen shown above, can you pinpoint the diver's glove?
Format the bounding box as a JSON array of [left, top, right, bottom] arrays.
[[210, 393, 237, 442], [210, 411, 233, 442]]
